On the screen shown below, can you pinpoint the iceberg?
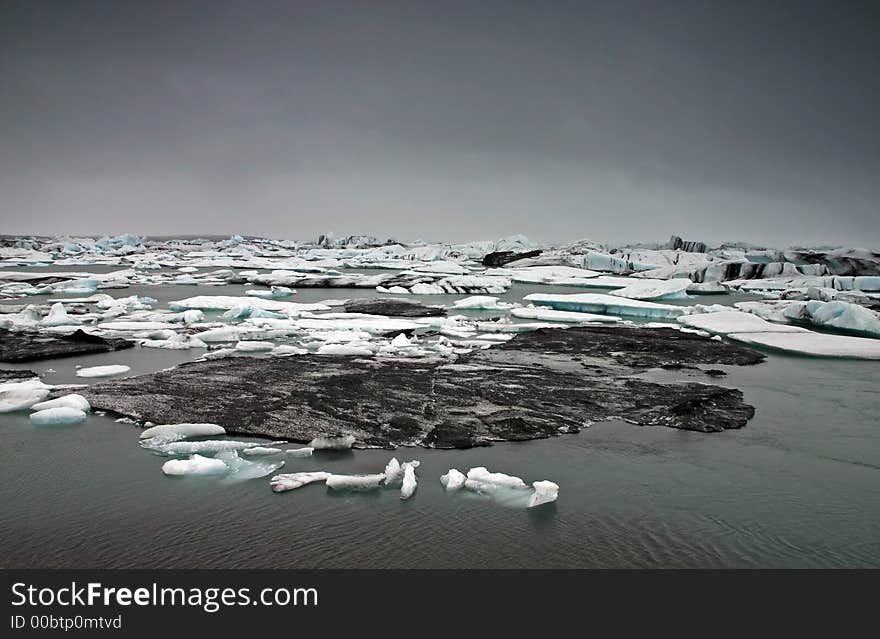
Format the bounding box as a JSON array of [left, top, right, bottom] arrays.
[[464, 467, 528, 491], [40, 302, 81, 327], [147, 440, 263, 455], [308, 434, 356, 450], [678, 311, 808, 336], [786, 300, 880, 337], [440, 469, 466, 491], [610, 278, 690, 301], [169, 295, 330, 314], [285, 447, 314, 457], [75, 364, 131, 378], [400, 462, 418, 500], [728, 332, 880, 360], [31, 393, 91, 413], [29, 406, 88, 426], [316, 344, 373, 356], [510, 307, 621, 323], [0, 380, 52, 412], [383, 457, 402, 484], [524, 293, 690, 319], [451, 296, 515, 310], [527, 480, 559, 508], [162, 454, 228, 476], [270, 471, 331, 492], [241, 446, 284, 456], [215, 450, 284, 480], [325, 473, 386, 490], [140, 422, 226, 440], [235, 340, 276, 352]]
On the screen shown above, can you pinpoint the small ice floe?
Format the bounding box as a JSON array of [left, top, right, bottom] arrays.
[[400, 461, 419, 500], [524, 292, 690, 319], [451, 295, 515, 310], [527, 481, 560, 508], [215, 451, 284, 481], [139, 422, 226, 440], [241, 446, 284, 456], [609, 278, 690, 301], [510, 307, 621, 323], [284, 447, 314, 458], [30, 406, 88, 426], [325, 473, 386, 490], [271, 345, 309, 357], [0, 379, 51, 413], [383, 457, 402, 484], [440, 469, 466, 491], [235, 340, 275, 352], [31, 394, 91, 413], [465, 466, 528, 491], [146, 440, 265, 455], [315, 344, 374, 356], [308, 434, 356, 450], [75, 364, 131, 378], [270, 471, 331, 492], [162, 454, 228, 476]]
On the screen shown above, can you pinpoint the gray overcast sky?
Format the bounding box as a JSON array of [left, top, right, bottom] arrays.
[[1, 0, 878, 247]]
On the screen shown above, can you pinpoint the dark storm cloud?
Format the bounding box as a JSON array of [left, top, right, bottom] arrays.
[[1, 0, 877, 246]]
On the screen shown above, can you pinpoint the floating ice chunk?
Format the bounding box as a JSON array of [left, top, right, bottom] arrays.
[[309, 434, 356, 450], [75, 364, 131, 378], [285, 447, 314, 457], [182, 309, 204, 324], [687, 282, 729, 294], [97, 321, 177, 331], [524, 293, 690, 319], [140, 422, 226, 440], [490, 265, 601, 284], [40, 302, 81, 326], [270, 471, 331, 492], [440, 469, 466, 491], [31, 393, 91, 413], [194, 326, 242, 342], [0, 380, 51, 412], [400, 462, 418, 500], [510, 307, 621, 323], [148, 440, 263, 455], [235, 340, 275, 352], [215, 450, 284, 480], [385, 286, 411, 295], [409, 282, 445, 295], [29, 406, 88, 426], [610, 278, 690, 301], [383, 457, 402, 484], [325, 473, 386, 490], [390, 333, 412, 348], [465, 466, 528, 490], [241, 446, 284, 456], [527, 480, 559, 508], [678, 311, 808, 335], [792, 300, 880, 337], [316, 344, 373, 356], [728, 332, 880, 360], [271, 345, 309, 357], [451, 296, 514, 310], [162, 454, 228, 476], [170, 295, 329, 313]]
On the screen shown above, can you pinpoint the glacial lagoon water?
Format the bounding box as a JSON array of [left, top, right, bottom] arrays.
[[1, 277, 879, 568]]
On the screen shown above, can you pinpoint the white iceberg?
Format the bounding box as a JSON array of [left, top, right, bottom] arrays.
[[29, 406, 88, 426], [400, 462, 418, 500], [464, 466, 528, 490], [215, 450, 284, 480], [678, 311, 808, 336], [383, 457, 402, 484], [316, 344, 374, 356], [451, 296, 515, 310], [270, 471, 331, 492], [610, 278, 690, 301], [284, 447, 314, 457], [162, 454, 228, 476], [140, 422, 226, 440], [0, 380, 52, 413], [75, 364, 131, 378], [728, 332, 880, 360], [241, 446, 284, 456], [440, 469, 466, 491], [235, 340, 276, 352], [527, 480, 559, 508], [31, 393, 91, 413], [148, 440, 263, 455], [325, 473, 386, 490]]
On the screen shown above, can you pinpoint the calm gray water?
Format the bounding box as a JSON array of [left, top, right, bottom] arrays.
[[1, 277, 878, 568]]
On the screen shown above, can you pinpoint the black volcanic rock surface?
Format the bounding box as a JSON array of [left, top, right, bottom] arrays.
[[83, 326, 763, 448], [342, 298, 445, 317], [0, 328, 134, 363]]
